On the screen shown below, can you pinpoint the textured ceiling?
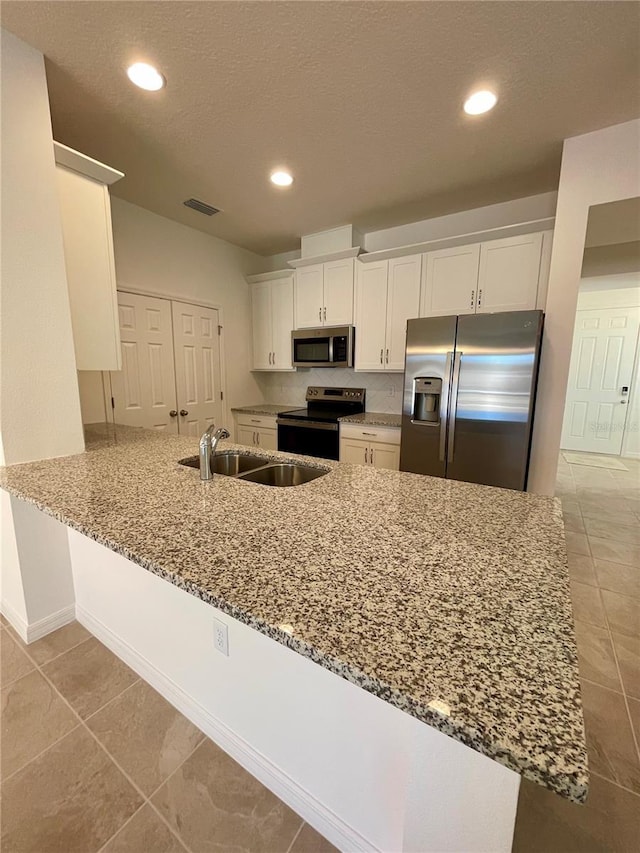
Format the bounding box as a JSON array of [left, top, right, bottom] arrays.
[[2, 1, 639, 255]]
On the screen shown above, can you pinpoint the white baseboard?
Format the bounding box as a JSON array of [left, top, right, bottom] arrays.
[[622, 451, 640, 460], [1, 599, 29, 642], [76, 605, 374, 853], [0, 601, 74, 643]]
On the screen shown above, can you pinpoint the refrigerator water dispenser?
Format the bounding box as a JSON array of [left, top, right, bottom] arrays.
[[412, 378, 442, 423]]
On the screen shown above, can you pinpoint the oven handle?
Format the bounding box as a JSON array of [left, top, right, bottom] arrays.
[[277, 418, 338, 432]]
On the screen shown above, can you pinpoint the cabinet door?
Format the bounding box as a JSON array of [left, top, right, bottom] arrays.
[[237, 426, 257, 447], [354, 261, 389, 371], [256, 428, 278, 451], [171, 302, 223, 438], [340, 439, 369, 465], [370, 442, 400, 471], [56, 165, 121, 370], [270, 277, 295, 370], [385, 255, 422, 370], [251, 282, 272, 370], [422, 244, 480, 317], [477, 233, 543, 313], [323, 258, 354, 325], [110, 293, 178, 432], [294, 264, 324, 328]]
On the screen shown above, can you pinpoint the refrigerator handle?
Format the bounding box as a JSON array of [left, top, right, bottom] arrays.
[[447, 351, 462, 464], [439, 351, 454, 462]]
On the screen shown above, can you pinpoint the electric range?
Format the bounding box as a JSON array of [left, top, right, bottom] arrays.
[[277, 386, 366, 460]]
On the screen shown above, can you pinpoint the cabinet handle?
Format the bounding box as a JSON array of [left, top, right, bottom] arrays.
[[169, 410, 178, 417], [319, 307, 322, 321], [272, 351, 276, 365], [478, 289, 482, 307], [256, 431, 260, 445], [365, 447, 368, 464], [470, 290, 475, 309], [251, 419, 260, 423], [323, 306, 326, 321], [385, 349, 389, 364], [252, 431, 256, 444], [268, 352, 272, 365], [180, 409, 189, 416], [371, 447, 374, 465], [380, 348, 384, 364], [362, 432, 376, 436]]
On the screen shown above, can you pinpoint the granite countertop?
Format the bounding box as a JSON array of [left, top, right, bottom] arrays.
[[339, 412, 402, 428], [0, 423, 587, 803], [231, 404, 296, 416]]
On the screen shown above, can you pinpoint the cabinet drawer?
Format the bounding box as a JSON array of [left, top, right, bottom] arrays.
[[236, 414, 277, 430], [340, 423, 400, 445]]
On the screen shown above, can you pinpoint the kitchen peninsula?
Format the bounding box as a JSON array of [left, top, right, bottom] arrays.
[[0, 424, 588, 852]]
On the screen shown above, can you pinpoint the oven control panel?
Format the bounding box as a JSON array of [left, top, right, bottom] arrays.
[[306, 386, 366, 402]]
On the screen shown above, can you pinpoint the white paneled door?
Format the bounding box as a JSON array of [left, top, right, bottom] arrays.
[[109, 293, 223, 436], [171, 302, 223, 437], [561, 306, 640, 454], [110, 293, 178, 432]]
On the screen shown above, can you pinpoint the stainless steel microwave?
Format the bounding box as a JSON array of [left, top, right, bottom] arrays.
[[291, 326, 355, 368]]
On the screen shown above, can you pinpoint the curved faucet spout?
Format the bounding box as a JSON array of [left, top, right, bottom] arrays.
[[199, 424, 230, 480]]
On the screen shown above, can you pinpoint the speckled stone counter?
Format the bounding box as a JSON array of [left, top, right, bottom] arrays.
[[0, 423, 587, 803], [231, 403, 295, 416], [339, 412, 402, 428]]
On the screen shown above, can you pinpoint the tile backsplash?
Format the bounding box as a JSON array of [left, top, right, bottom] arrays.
[[253, 369, 404, 414]]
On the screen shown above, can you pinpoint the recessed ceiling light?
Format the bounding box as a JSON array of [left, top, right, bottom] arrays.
[[127, 62, 165, 91], [270, 170, 294, 187], [463, 90, 498, 116]]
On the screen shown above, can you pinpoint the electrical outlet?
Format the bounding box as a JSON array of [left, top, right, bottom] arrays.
[[213, 618, 229, 656], [388, 385, 396, 397]]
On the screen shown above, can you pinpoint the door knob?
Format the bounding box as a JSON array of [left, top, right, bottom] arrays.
[[179, 409, 189, 416], [169, 410, 178, 417]]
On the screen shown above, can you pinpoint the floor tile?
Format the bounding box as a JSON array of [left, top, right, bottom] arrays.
[[574, 621, 622, 693], [628, 697, 640, 744], [560, 497, 581, 515], [289, 823, 338, 853], [21, 621, 92, 665], [612, 632, 640, 700], [578, 495, 634, 515], [42, 637, 138, 719], [0, 614, 7, 627], [101, 804, 186, 853], [513, 772, 640, 852], [152, 738, 302, 853], [601, 590, 640, 638], [580, 680, 640, 794], [1, 669, 78, 780], [0, 726, 143, 853], [87, 680, 204, 796], [594, 559, 640, 600], [589, 537, 640, 568], [584, 517, 640, 546], [564, 512, 585, 533], [1, 631, 35, 687], [567, 553, 597, 586], [565, 531, 591, 556], [570, 582, 606, 628]]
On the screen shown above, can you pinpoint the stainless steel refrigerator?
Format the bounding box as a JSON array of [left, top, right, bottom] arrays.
[[400, 310, 544, 490]]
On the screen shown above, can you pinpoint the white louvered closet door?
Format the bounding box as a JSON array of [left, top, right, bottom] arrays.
[[171, 302, 223, 438], [110, 293, 179, 432]]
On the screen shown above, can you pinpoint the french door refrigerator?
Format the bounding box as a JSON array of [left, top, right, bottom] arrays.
[[400, 310, 544, 490]]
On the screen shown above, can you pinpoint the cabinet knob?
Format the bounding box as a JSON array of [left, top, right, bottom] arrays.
[[169, 410, 178, 417], [180, 409, 189, 416]]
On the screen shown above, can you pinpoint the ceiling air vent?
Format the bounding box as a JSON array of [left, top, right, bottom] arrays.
[[183, 198, 220, 216]]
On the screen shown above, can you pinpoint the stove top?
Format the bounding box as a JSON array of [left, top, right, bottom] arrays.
[[278, 386, 366, 424]]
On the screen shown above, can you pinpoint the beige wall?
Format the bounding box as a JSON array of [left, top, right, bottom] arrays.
[[528, 119, 640, 493], [581, 241, 640, 278], [109, 198, 265, 416], [0, 28, 84, 464]]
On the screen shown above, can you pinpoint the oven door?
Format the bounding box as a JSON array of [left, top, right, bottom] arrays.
[[277, 418, 339, 460]]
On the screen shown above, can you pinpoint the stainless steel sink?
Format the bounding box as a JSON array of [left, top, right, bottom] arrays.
[[237, 463, 328, 487], [179, 452, 267, 476]]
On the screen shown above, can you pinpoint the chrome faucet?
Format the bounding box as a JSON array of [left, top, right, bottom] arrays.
[[199, 424, 230, 481]]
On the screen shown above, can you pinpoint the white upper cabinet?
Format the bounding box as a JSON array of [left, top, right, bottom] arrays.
[[294, 259, 354, 328], [355, 255, 421, 372], [385, 255, 422, 370], [421, 244, 480, 317], [54, 143, 123, 370], [249, 274, 294, 371], [476, 233, 543, 313]]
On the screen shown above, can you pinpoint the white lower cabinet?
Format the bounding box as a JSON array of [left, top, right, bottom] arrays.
[[235, 414, 277, 450], [339, 424, 401, 470]]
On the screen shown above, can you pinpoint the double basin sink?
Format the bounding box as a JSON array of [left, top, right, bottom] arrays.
[[179, 452, 329, 487]]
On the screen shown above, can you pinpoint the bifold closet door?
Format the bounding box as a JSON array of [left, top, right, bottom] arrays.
[[171, 302, 223, 437], [109, 293, 179, 432]]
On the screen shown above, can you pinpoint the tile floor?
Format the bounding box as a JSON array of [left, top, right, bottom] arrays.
[[1, 452, 638, 852], [512, 452, 640, 852], [0, 620, 337, 852]]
